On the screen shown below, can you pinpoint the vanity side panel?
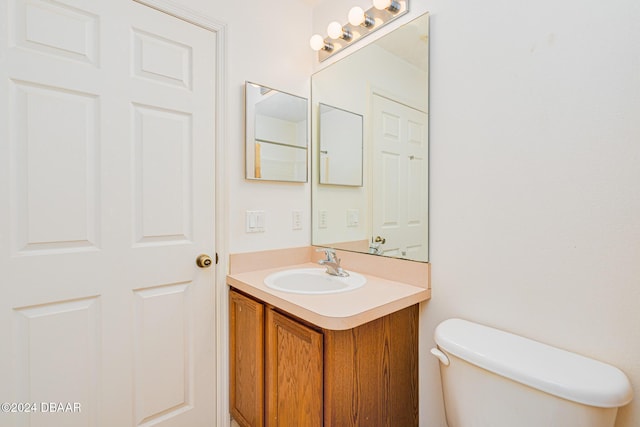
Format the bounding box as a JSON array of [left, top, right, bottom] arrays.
[[324, 318, 386, 425], [389, 304, 420, 425], [323, 304, 419, 426], [230, 290, 265, 427]]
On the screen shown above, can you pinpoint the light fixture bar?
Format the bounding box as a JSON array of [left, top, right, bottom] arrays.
[[313, 0, 409, 62]]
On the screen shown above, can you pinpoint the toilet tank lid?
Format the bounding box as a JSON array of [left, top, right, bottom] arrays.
[[434, 318, 633, 408]]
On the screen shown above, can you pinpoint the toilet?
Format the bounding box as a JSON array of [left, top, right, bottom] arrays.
[[431, 318, 633, 427]]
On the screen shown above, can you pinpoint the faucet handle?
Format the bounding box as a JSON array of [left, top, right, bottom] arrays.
[[315, 247, 337, 261], [315, 247, 349, 277]]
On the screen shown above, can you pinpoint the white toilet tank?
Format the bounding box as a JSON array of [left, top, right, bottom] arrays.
[[431, 319, 633, 427]]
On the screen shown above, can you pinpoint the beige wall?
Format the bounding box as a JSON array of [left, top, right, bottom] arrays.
[[418, 1, 640, 426]]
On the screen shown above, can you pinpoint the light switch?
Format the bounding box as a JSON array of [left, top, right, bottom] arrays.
[[347, 209, 359, 227], [246, 210, 265, 233]]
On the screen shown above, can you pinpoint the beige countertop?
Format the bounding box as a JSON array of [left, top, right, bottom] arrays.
[[227, 261, 430, 330]]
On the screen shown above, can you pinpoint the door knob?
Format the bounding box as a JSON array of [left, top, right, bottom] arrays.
[[374, 236, 386, 244], [196, 254, 213, 268]]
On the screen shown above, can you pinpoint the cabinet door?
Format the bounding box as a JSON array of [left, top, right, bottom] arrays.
[[265, 309, 323, 427], [230, 290, 265, 427]]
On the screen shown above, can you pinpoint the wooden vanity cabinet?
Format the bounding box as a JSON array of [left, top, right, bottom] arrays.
[[229, 288, 419, 427]]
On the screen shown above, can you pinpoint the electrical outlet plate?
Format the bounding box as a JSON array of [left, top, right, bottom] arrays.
[[318, 210, 328, 229], [292, 210, 303, 230]]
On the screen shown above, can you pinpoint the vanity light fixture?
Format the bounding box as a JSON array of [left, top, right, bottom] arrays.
[[310, 0, 409, 61]]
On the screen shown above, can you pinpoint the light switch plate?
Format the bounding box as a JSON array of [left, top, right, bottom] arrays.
[[347, 209, 359, 227], [246, 210, 265, 233]]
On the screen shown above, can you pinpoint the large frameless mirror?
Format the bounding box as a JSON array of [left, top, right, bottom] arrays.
[[245, 82, 308, 182], [311, 13, 429, 262]]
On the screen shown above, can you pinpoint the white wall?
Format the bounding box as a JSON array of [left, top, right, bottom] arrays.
[[422, 1, 640, 426], [178, 0, 315, 254], [315, 1, 640, 426], [176, 0, 640, 426]]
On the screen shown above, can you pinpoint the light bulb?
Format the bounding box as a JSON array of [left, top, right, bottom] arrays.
[[348, 6, 374, 27], [348, 7, 365, 26], [327, 21, 344, 39], [373, 0, 390, 9], [309, 34, 325, 51], [373, 0, 400, 12]]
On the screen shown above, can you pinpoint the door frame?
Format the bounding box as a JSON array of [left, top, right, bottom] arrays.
[[133, 1, 229, 425]]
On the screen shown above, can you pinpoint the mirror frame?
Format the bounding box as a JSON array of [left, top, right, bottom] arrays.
[[244, 81, 309, 183]]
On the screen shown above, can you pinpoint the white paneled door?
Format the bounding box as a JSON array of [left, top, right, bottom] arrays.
[[372, 94, 428, 261], [0, 1, 217, 426]]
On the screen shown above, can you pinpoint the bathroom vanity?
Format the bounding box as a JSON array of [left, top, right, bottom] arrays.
[[232, 11, 432, 425], [229, 288, 418, 427], [227, 247, 430, 427]]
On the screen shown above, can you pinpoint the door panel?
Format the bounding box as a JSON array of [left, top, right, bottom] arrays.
[[132, 28, 192, 89], [133, 104, 193, 245], [13, 297, 100, 427], [10, 80, 100, 254], [12, 0, 100, 65], [0, 1, 217, 426], [134, 282, 193, 425]]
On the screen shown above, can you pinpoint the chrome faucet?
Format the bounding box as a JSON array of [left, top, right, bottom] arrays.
[[369, 235, 385, 255], [316, 248, 349, 277]]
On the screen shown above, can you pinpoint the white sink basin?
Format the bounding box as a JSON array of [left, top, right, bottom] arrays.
[[264, 268, 366, 295]]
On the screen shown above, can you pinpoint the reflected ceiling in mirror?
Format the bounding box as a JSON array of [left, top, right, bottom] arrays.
[[245, 82, 308, 182], [311, 13, 429, 262]]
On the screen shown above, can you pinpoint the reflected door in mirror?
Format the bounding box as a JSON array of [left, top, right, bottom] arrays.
[[372, 94, 428, 261]]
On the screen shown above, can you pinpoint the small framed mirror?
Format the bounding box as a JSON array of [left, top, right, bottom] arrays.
[[245, 82, 308, 182], [319, 103, 363, 187]]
